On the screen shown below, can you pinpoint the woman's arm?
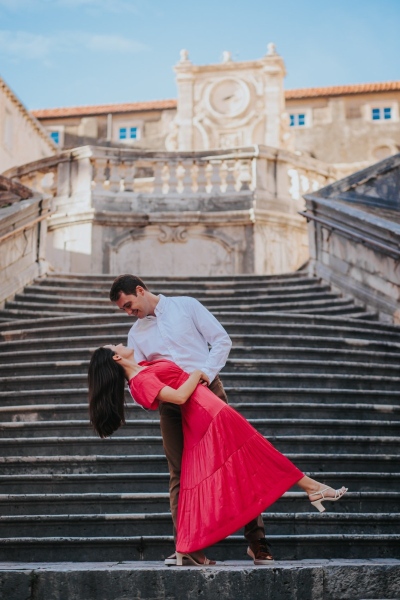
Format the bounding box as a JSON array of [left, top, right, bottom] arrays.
[[156, 370, 209, 405]]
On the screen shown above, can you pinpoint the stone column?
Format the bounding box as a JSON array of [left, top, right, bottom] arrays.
[[174, 50, 195, 151], [262, 43, 286, 148]]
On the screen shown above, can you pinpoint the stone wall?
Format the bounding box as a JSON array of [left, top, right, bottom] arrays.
[[303, 154, 400, 323], [0, 77, 56, 173]]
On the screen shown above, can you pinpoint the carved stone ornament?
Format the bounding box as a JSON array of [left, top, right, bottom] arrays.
[[158, 225, 188, 243]]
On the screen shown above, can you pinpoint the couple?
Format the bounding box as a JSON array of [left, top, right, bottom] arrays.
[[88, 274, 347, 566]]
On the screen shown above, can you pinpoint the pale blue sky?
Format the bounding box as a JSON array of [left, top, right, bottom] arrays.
[[0, 0, 399, 110]]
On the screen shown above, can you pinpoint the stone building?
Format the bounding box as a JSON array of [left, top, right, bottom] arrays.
[[31, 47, 400, 170], [0, 76, 57, 173]]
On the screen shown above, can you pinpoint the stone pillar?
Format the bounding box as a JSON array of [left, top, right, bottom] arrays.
[[174, 50, 195, 151], [262, 43, 286, 148]]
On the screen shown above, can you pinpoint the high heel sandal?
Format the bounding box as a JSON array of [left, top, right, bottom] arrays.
[[176, 551, 216, 566], [309, 486, 348, 512]]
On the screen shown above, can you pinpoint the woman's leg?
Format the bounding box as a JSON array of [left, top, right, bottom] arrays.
[[296, 475, 347, 498]]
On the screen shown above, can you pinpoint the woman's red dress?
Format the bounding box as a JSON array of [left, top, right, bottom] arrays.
[[128, 360, 303, 553]]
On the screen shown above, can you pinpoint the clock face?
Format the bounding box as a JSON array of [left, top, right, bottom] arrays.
[[209, 78, 250, 117]]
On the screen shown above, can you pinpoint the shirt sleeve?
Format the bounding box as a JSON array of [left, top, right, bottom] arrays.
[[128, 372, 166, 411], [187, 298, 232, 382], [127, 325, 146, 364]]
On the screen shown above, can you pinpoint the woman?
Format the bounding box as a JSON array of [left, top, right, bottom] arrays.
[[88, 344, 347, 565]]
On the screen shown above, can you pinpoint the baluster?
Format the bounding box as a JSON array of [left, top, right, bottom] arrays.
[[237, 160, 252, 191], [219, 160, 228, 193], [226, 160, 236, 193], [196, 161, 208, 193], [176, 161, 185, 194], [191, 161, 199, 193], [161, 163, 170, 194], [205, 161, 221, 194], [181, 160, 194, 194], [108, 160, 121, 193], [168, 162, 178, 194], [93, 158, 108, 193], [152, 161, 164, 195], [123, 162, 135, 192]]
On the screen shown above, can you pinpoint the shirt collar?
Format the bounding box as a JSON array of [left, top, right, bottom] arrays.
[[154, 294, 166, 316]]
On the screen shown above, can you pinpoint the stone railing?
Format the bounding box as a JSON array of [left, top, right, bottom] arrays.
[[4, 145, 338, 276], [303, 153, 400, 322], [5, 145, 337, 211], [0, 177, 51, 308]]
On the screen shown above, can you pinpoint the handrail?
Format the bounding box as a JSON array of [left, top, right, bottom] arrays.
[[299, 210, 400, 259], [0, 212, 52, 243]]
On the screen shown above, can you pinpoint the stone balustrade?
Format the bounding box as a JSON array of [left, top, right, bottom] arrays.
[[4, 145, 337, 276]]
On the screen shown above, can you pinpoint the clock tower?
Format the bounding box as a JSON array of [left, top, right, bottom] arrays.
[[170, 44, 288, 151]]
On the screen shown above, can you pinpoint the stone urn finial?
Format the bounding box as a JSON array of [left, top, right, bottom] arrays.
[[179, 49, 190, 62], [266, 42, 277, 56], [222, 50, 232, 63]]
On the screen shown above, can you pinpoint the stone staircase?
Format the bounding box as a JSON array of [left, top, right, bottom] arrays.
[[0, 272, 399, 562]]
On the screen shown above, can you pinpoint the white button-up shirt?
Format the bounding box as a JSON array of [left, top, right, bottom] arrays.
[[127, 294, 232, 382]]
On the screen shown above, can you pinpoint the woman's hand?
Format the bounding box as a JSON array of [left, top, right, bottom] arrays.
[[196, 370, 210, 386]]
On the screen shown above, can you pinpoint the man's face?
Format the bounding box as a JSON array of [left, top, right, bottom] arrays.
[[115, 288, 149, 319]]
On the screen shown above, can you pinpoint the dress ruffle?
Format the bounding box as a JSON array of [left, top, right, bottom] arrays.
[[176, 404, 303, 553]]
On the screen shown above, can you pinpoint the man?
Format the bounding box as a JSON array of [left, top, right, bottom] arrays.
[[109, 274, 273, 565]]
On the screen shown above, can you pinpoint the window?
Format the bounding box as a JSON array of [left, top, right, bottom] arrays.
[[371, 107, 392, 121], [119, 126, 138, 140], [289, 113, 306, 127], [50, 131, 60, 145]]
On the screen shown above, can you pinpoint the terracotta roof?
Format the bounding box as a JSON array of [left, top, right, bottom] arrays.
[[30, 81, 400, 120], [31, 99, 177, 119], [285, 81, 400, 99]]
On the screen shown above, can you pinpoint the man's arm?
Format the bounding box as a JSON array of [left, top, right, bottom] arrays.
[[188, 298, 232, 382]]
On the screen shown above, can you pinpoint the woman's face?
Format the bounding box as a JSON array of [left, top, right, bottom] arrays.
[[104, 343, 134, 360]]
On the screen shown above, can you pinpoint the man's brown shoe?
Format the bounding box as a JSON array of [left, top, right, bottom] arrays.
[[247, 538, 274, 564]]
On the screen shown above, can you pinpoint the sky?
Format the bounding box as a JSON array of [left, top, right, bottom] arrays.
[[0, 0, 399, 110]]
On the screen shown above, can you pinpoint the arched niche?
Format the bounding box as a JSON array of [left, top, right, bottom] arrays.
[[108, 226, 236, 276]]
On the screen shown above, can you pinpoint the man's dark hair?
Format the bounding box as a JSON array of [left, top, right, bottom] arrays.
[[109, 274, 148, 302]]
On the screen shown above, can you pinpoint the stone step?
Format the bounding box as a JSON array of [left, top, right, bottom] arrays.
[[1, 357, 399, 378], [13, 290, 344, 309], [1, 417, 399, 439], [36, 272, 315, 287], [1, 333, 399, 354], [1, 313, 398, 341], [2, 453, 399, 475], [2, 471, 399, 494], [3, 296, 363, 316], [19, 281, 334, 299], [0, 559, 398, 600], [1, 491, 398, 515], [0, 512, 398, 538], [3, 345, 400, 367], [0, 435, 397, 456], [2, 401, 398, 423], [0, 313, 400, 345], [2, 387, 398, 407], [3, 371, 398, 391], [0, 533, 398, 561]]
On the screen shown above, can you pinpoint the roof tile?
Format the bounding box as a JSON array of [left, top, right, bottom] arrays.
[[30, 81, 400, 119]]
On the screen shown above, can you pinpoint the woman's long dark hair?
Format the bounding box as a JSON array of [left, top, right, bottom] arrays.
[[88, 347, 126, 438]]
